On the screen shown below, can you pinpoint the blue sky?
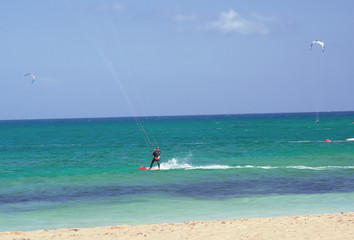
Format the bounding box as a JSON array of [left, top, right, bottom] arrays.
[[1, 0, 354, 120]]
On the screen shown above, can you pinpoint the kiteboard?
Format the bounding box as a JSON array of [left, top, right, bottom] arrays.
[[138, 166, 159, 171], [138, 166, 148, 171]]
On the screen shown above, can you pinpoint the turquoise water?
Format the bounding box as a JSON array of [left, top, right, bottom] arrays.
[[0, 112, 353, 231]]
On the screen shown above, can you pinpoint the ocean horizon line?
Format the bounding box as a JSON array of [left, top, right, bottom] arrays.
[[1, 110, 353, 123]]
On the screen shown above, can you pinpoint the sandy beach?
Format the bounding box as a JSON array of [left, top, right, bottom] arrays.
[[1, 212, 353, 240]]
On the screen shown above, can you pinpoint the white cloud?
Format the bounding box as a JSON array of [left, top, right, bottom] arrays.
[[173, 13, 198, 22], [95, 3, 130, 12], [158, 9, 198, 22], [205, 9, 271, 35]]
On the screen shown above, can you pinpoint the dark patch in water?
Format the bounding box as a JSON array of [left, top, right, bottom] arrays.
[[1, 176, 353, 206]]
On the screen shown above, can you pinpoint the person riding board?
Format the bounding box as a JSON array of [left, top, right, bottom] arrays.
[[149, 146, 161, 170]]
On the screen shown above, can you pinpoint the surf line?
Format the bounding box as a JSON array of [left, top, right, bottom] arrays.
[[70, 0, 158, 153]]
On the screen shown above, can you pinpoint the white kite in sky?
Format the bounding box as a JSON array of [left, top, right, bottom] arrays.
[[24, 73, 35, 84], [309, 40, 325, 52]]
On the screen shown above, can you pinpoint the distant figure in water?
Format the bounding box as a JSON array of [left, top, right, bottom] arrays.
[[149, 146, 161, 170], [316, 120, 320, 124]]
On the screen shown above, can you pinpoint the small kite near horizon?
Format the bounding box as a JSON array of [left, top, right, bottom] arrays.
[[309, 40, 325, 52], [24, 73, 35, 84]]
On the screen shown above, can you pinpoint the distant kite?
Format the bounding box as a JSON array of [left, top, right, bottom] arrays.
[[24, 73, 35, 84], [309, 40, 325, 52]]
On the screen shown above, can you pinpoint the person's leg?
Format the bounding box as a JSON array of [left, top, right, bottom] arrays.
[[157, 160, 160, 169], [149, 159, 156, 169]]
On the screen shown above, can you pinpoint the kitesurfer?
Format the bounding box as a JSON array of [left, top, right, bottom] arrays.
[[149, 146, 161, 170]]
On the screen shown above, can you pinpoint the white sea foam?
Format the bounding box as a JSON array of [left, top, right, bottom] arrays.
[[159, 158, 192, 170], [185, 142, 205, 145], [187, 165, 234, 170], [157, 158, 354, 171], [277, 140, 351, 143], [286, 165, 354, 170]]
